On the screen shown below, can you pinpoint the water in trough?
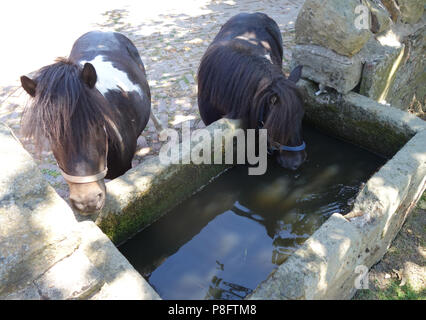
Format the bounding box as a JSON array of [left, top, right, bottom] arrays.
[[118, 126, 386, 299]]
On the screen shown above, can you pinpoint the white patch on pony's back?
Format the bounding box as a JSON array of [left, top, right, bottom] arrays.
[[264, 53, 272, 63], [80, 55, 142, 97]]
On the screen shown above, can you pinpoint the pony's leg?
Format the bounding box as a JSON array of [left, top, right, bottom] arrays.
[[198, 99, 223, 125]]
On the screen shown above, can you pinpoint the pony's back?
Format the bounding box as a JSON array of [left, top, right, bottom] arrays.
[[213, 12, 284, 65], [197, 12, 304, 148]]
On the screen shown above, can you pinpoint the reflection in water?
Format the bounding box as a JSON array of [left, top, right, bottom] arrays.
[[119, 126, 386, 300], [206, 275, 253, 300]]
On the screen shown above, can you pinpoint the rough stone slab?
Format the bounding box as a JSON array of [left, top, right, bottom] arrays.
[[292, 44, 363, 94], [95, 118, 241, 244], [297, 79, 426, 157], [34, 250, 104, 300], [385, 24, 426, 113], [381, 0, 401, 22], [0, 122, 81, 297], [295, 0, 372, 57], [398, 0, 424, 25], [78, 221, 160, 300], [364, 0, 392, 34], [359, 37, 405, 102]]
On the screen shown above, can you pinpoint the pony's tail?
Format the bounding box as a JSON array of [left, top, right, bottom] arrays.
[[251, 75, 302, 144]]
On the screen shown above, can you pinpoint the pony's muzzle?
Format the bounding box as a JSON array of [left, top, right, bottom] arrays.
[[70, 192, 104, 213], [276, 150, 307, 171], [68, 181, 106, 214]]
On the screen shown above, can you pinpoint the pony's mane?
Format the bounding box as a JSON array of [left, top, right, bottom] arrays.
[[198, 40, 303, 144], [21, 57, 120, 157]]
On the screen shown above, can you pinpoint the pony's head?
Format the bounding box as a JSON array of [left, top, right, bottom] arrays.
[[254, 65, 306, 170], [20, 58, 118, 214]]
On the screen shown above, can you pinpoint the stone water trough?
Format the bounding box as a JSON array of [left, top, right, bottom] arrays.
[[1, 78, 424, 300]]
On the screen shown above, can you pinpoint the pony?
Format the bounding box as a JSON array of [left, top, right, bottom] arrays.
[[197, 13, 306, 170], [20, 31, 151, 214]]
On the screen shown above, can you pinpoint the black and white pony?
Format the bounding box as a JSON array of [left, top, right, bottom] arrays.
[[20, 31, 151, 214], [197, 13, 306, 170]]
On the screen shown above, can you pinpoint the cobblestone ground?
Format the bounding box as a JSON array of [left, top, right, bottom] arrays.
[[0, 0, 304, 201]]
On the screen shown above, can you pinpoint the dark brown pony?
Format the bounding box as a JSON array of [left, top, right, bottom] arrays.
[[197, 13, 306, 170], [20, 31, 151, 214]]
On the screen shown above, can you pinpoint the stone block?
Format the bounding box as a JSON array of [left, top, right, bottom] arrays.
[[295, 0, 372, 57], [381, 0, 401, 22], [292, 44, 363, 94], [359, 37, 405, 102], [365, 0, 393, 34], [398, 0, 424, 24], [385, 25, 426, 113]]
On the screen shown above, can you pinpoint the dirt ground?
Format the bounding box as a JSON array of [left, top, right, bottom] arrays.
[[353, 192, 425, 300]]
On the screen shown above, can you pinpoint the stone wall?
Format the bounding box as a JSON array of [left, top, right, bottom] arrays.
[[386, 24, 426, 114], [292, 0, 425, 117]]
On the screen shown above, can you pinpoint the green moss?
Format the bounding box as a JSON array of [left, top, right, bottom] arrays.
[[354, 289, 375, 300], [41, 168, 61, 178], [324, 103, 339, 114], [99, 163, 230, 244], [419, 191, 426, 205], [351, 119, 408, 156], [301, 82, 411, 158], [377, 281, 425, 300]]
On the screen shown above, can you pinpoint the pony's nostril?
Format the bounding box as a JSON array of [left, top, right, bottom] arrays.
[[96, 192, 103, 201], [70, 199, 86, 211]]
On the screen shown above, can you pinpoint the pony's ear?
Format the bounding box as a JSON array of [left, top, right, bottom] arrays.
[[288, 65, 303, 83], [81, 63, 97, 88], [20, 76, 37, 97]]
